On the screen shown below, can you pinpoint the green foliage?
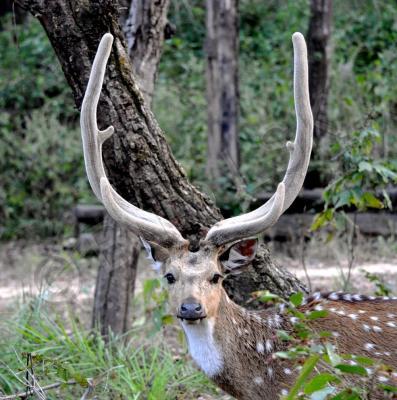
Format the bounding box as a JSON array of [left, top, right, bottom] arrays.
[[0, 303, 214, 399], [256, 291, 397, 399], [0, 15, 92, 239], [361, 269, 392, 297], [1, 0, 397, 237], [311, 127, 397, 232], [158, 0, 397, 216], [0, 107, 93, 239]]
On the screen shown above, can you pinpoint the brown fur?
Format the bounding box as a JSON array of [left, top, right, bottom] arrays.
[[161, 246, 397, 399]]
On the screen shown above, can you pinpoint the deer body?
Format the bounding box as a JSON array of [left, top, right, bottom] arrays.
[[184, 291, 397, 400], [79, 32, 397, 399]]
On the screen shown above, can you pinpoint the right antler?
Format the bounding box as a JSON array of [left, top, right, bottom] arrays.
[[204, 32, 313, 246], [80, 33, 187, 248]]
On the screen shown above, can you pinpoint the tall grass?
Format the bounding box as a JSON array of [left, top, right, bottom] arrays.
[[0, 300, 215, 399]]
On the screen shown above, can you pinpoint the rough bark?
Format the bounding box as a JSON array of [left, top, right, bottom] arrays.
[[17, 0, 306, 314], [305, 0, 332, 188], [205, 0, 240, 183], [307, 0, 332, 141], [93, 0, 170, 337], [123, 0, 169, 106]]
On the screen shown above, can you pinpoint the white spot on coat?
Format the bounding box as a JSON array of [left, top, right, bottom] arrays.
[[370, 316, 379, 321], [348, 314, 358, 320], [363, 324, 371, 332], [328, 292, 339, 300], [364, 343, 375, 351], [284, 368, 292, 375], [265, 339, 273, 352], [313, 292, 321, 300], [256, 342, 265, 354], [386, 321, 396, 328], [254, 376, 264, 385], [372, 325, 382, 332]]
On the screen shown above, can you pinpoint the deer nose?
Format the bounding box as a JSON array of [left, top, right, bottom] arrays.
[[179, 302, 205, 321]]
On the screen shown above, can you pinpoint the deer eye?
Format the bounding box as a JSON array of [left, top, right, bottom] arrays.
[[164, 273, 176, 284], [210, 273, 223, 285]]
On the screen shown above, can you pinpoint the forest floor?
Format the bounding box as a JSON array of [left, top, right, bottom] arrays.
[[0, 236, 396, 399]]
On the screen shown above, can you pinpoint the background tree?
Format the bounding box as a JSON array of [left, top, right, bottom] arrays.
[[205, 0, 240, 188], [305, 0, 333, 188]]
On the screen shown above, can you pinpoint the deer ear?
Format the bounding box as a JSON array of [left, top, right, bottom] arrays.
[[220, 238, 258, 274], [141, 238, 170, 272]]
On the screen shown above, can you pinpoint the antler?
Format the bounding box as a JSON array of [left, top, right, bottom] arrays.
[[80, 33, 186, 247], [205, 32, 313, 246]]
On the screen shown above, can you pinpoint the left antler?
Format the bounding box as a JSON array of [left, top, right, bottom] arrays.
[[80, 33, 187, 248], [204, 32, 313, 246]]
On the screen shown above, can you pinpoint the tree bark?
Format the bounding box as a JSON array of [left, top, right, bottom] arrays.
[[123, 0, 169, 106], [17, 0, 306, 315], [205, 0, 240, 184], [307, 0, 332, 141], [92, 0, 170, 337], [305, 0, 332, 188]]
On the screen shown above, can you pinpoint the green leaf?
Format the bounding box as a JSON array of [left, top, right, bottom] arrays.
[[335, 364, 367, 376], [325, 343, 342, 367], [285, 354, 321, 400], [161, 315, 174, 325], [361, 192, 384, 209], [289, 292, 304, 307], [311, 209, 334, 231], [304, 373, 340, 394], [358, 161, 373, 173], [353, 356, 374, 366], [277, 330, 293, 341], [307, 310, 329, 320], [310, 386, 336, 400]]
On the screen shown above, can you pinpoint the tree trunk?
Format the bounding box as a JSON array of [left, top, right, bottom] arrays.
[[0, 0, 27, 26], [205, 0, 240, 184], [305, 0, 332, 188], [307, 0, 332, 141], [92, 0, 170, 337], [17, 0, 306, 315]]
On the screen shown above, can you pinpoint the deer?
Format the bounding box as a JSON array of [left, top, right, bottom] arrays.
[[80, 32, 397, 399]]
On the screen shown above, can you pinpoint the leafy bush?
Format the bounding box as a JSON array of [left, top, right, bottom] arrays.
[[0, 16, 92, 239], [0, 107, 93, 239]]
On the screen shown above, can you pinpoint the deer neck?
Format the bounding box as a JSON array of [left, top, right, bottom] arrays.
[[181, 290, 282, 382]]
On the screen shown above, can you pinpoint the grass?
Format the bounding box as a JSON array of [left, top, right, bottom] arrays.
[[0, 299, 216, 399]]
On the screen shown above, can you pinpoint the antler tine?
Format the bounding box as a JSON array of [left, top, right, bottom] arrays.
[[80, 33, 186, 247], [205, 32, 313, 246]]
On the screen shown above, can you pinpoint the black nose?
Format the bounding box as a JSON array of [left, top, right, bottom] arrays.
[[179, 302, 205, 320]]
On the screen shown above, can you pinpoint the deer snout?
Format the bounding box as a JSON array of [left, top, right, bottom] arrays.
[[178, 298, 206, 321]]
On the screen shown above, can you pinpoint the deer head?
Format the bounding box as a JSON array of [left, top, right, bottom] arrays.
[[80, 32, 312, 328], [80, 33, 397, 400]]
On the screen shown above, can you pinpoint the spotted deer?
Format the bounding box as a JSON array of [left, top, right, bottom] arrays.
[[80, 32, 397, 399]]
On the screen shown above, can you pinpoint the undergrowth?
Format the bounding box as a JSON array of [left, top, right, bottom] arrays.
[[0, 300, 215, 399]]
